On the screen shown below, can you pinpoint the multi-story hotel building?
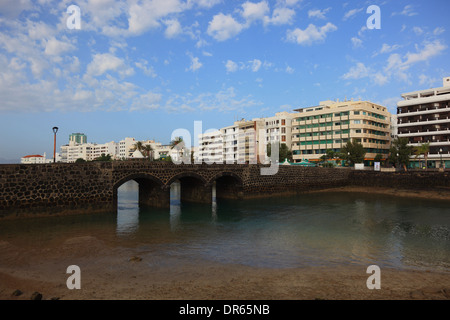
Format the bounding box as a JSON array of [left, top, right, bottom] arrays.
[[291, 100, 391, 164], [198, 130, 224, 164], [397, 76, 450, 169], [261, 112, 295, 149]]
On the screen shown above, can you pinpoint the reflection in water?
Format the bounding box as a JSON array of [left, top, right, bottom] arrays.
[[111, 181, 450, 270], [170, 180, 181, 231], [116, 180, 139, 235]]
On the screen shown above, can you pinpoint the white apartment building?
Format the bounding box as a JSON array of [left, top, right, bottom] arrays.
[[199, 115, 293, 164], [397, 76, 450, 169], [118, 137, 137, 159], [198, 130, 223, 164], [61, 141, 118, 163], [260, 111, 295, 149]]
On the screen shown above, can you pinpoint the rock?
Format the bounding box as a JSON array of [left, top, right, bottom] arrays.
[[11, 289, 23, 296], [128, 256, 142, 262], [30, 292, 43, 300]]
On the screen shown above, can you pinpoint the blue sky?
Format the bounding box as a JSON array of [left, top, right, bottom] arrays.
[[0, 0, 449, 162]]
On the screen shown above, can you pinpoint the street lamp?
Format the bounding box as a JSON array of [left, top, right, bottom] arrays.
[[396, 152, 399, 171], [52, 127, 58, 163], [440, 148, 443, 169]]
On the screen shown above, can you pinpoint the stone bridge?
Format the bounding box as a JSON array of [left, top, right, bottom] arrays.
[[0, 161, 352, 218]]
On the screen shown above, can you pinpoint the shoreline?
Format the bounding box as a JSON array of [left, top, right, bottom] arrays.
[[304, 185, 450, 202], [1, 235, 449, 300], [2, 185, 450, 220]]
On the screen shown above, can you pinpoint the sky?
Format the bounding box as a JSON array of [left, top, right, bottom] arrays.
[[0, 0, 449, 162]]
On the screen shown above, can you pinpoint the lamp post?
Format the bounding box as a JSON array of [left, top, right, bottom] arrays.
[[396, 152, 399, 171], [440, 148, 443, 169], [52, 127, 58, 163]]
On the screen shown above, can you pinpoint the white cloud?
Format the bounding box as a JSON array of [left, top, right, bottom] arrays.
[[127, 0, 185, 35], [130, 91, 162, 111], [342, 62, 370, 80], [241, 1, 270, 22], [135, 60, 157, 77], [403, 40, 447, 66], [164, 19, 183, 38], [413, 26, 424, 35], [207, 13, 246, 41], [189, 0, 222, 8], [163, 86, 262, 113], [186, 55, 203, 72], [433, 27, 445, 35], [225, 60, 238, 73], [379, 43, 401, 54], [264, 7, 296, 25], [285, 65, 294, 74], [343, 8, 363, 20], [286, 23, 337, 45], [351, 37, 362, 48], [86, 53, 127, 77], [308, 8, 331, 20], [392, 5, 418, 17], [250, 59, 262, 72], [44, 37, 75, 56]]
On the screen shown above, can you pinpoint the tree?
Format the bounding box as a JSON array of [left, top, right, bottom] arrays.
[[339, 139, 366, 166], [414, 142, 430, 169], [94, 153, 112, 161], [170, 137, 183, 149], [388, 137, 413, 171], [134, 141, 144, 153], [320, 149, 336, 165], [75, 158, 86, 163], [143, 144, 153, 160], [267, 143, 293, 163], [374, 153, 383, 163]]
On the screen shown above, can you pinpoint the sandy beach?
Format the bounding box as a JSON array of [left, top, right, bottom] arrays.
[[1, 186, 450, 301]]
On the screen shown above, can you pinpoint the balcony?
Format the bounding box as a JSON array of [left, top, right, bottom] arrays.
[[398, 118, 450, 127]]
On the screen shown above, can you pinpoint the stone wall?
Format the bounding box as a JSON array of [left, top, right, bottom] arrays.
[[349, 170, 450, 189], [0, 162, 115, 218], [0, 161, 352, 218]]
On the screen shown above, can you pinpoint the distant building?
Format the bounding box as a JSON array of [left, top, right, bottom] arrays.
[[397, 76, 450, 169], [21, 154, 46, 164], [69, 133, 87, 144], [198, 130, 223, 164], [21, 152, 58, 164], [291, 100, 392, 165]]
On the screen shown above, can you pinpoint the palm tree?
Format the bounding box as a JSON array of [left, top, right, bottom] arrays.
[[143, 144, 153, 160], [414, 142, 430, 169], [170, 137, 183, 149], [134, 141, 144, 152]]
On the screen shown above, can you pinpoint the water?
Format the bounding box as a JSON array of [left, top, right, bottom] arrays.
[[1, 180, 450, 271]]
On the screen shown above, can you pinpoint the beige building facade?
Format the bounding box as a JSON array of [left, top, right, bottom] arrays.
[[291, 100, 391, 164]]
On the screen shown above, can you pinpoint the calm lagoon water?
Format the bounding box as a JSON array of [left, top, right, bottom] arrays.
[[1, 180, 450, 271]]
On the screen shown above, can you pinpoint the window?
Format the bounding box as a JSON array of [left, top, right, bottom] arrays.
[[354, 111, 360, 115], [281, 119, 286, 125], [354, 120, 361, 124]]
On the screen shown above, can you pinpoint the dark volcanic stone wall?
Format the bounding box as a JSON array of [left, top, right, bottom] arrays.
[[0, 162, 114, 217], [0, 161, 352, 218], [349, 170, 450, 189]]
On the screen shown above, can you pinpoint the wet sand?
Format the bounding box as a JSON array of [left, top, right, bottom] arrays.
[[1, 186, 450, 300], [0, 234, 449, 300]]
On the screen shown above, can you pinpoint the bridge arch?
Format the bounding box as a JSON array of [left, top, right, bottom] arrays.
[[210, 172, 244, 200], [113, 173, 169, 208], [166, 172, 211, 204]]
